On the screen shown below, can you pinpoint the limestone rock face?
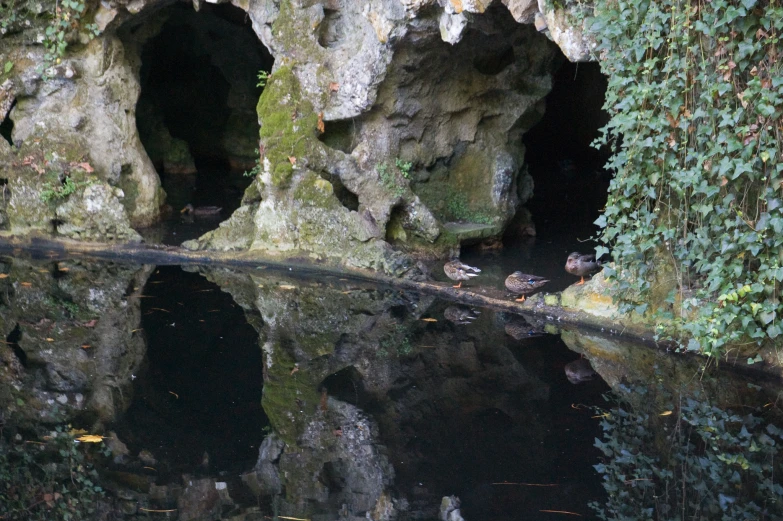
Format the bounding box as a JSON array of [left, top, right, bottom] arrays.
[[56, 182, 142, 242], [0, 0, 601, 271], [0, 35, 163, 231], [537, 0, 598, 62]]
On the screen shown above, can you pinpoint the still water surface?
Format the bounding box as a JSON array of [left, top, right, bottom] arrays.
[[0, 256, 781, 521]]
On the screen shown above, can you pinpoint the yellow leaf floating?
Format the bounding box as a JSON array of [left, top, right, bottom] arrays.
[[659, 411, 673, 416], [76, 435, 105, 443], [421, 318, 438, 322]]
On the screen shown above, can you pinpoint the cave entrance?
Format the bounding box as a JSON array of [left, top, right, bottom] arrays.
[[125, 2, 273, 219], [520, 59, 611, 238]]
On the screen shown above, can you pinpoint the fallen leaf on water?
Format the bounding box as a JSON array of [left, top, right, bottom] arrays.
[[20, 282, 32, 287], [421, 318, 438, 322], [68, 428, 88, 436], [45, 338, 54, 342], [659, 410, 673, 416], [76, 432, 106, 443]]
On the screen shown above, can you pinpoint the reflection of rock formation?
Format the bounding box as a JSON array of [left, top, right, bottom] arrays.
[[0, 259, 152, 428], [202, 266, 556, 519]]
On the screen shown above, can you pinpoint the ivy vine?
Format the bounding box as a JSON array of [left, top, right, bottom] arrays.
[[592, 0, 783, 358]]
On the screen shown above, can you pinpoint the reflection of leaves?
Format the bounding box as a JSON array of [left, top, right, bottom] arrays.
[[76, 434, 105, 443]]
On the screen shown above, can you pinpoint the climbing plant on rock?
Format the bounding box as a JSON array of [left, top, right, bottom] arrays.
[[592, 0, 783, 358]]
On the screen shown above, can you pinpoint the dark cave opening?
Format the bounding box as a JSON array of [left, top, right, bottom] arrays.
[[127, 3, 273, 216], [0, 101, 15, 146], [520, 59, 611, 238], [115, 267, 268, 474], [6, 324, 26, 368]]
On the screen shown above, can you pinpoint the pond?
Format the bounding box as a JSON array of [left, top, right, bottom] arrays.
[[0, 255, 781, 521]]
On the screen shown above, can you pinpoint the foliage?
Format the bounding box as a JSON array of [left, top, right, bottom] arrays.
[[376, 161, 406, 197], [244, 148, 263, 178], [592, 0, 783, 358], [40, 176, 78, 202], [445, 192, 494, 225], [395, 158, 413, 179], [592, 385, 783, 520], [0, 427, 107, 520], [256, 69, 270, 89], [41, 0, 100, 72]]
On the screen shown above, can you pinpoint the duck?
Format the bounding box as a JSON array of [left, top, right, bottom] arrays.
[[444, 305, 480, 325], [443, 260, 481, 288], [180, 204, 223, 217], [504, 272, 549, 302], [504, 316, 545, 340], [565, 252, 601, 285]]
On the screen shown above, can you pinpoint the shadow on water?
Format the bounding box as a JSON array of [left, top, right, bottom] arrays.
[[0, 257, 781, 521]]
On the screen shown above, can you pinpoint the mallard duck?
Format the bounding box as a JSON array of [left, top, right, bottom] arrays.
[[444, 260, 481, 288], [444, 305, 480, 325], [504, 316, 544, 340], [565, 252, 601, 285], [181, 204, 223, 217], [504, 272, 549, 302]]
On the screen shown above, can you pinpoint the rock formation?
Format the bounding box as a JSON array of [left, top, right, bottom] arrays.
[[0, 0, 599, 273]]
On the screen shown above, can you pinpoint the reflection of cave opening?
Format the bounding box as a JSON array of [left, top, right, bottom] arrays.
[[115, 267, 267, 474], [6, 324, 26, 368], [520, 59, 611, 236], [319, 366, 365, 406], [123, 3, 274, 215]]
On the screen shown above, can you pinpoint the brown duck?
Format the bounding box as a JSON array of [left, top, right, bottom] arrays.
[[565, 252, 601, 285], [444, 260, 481, 288], [181, 204, 223, 217], [504, 272, 549, 302]]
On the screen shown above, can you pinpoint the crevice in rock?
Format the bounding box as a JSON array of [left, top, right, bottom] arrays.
[[317, 9, 345, 49], [318, 118, 359, 154], [520, 59, 611, 236], [319, 366, 365, 407], [6, 324, 26, 368], [0, 100, 15, 146], [320, 172, 359, 212]]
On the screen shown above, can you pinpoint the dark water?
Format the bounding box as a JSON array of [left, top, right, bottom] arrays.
[[139, 162, 253, 245], [0, 257, 781, 521]]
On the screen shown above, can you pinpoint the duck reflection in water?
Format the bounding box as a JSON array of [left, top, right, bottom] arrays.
[[443, 305, 480, 325], [564, 358, 598, 384]]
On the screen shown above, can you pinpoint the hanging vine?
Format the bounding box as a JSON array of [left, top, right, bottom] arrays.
[[592, 0, 783, 359]]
